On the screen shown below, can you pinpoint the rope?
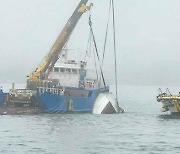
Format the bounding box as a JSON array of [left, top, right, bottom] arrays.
[[45, 94, 67, 114], [54, 100, 67, 114]]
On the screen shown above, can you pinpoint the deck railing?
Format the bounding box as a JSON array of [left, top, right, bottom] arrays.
[[37, 87, 64, 95]]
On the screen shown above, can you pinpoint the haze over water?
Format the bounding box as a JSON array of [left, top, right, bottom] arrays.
[[0, 85, 180, 154]]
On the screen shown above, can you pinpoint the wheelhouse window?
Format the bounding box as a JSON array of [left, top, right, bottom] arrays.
[[54, 68, 59, 72], [66, 68, 71, 73], [72, 69, 77, 74], [60, 68, 65, 73]]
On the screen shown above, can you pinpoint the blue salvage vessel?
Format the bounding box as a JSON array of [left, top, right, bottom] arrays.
[[7, 0, 123, 114], [37, 60, 109, 113], [38, 87, 109, 113], [25, 0, 110, 113]]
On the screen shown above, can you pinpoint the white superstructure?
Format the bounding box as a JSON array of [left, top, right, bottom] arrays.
[[49, 59, 80, 87], [48, 50, 106, 89]]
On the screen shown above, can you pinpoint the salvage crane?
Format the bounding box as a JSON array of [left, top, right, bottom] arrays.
[[27, 0, 92, 90], [6, 0, 93, 110]]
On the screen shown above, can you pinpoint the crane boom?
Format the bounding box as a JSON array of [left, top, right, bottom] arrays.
[[27, 0, 91, 82]]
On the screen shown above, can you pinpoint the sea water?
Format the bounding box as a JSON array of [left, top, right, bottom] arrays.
[[0, 85, 180, 154]]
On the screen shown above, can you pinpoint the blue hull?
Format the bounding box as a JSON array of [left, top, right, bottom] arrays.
[[37, 87, 109, 113], [0, 90, 4, 107]]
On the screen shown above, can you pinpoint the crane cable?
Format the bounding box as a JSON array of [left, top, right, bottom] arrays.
[[112, 0, 119, 105], [84, 11, 92, 60], [84, 29, 92, 60], [84, 12, 99, 88], [102, 0, 112, 66], [99, 0, 112, 85], [84, 11, 99, 88], [92, 40, 100, 88], [88, 15, 106, 88]]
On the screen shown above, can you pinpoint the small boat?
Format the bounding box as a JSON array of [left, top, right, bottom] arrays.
[[0, 111, 7, 115], [157, 88, 180, 115]]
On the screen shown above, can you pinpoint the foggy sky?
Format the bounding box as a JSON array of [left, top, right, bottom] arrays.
[[0, 0, 180, 86]]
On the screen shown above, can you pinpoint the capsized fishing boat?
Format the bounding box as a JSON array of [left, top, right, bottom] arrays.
[[92, 93, 124, 114], [157, 88, 180, 115], [92, 0, 124, 114]]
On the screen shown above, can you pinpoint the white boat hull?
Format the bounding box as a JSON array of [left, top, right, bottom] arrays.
[[162, 102, 180, 114], [92, 92, 124, 114]]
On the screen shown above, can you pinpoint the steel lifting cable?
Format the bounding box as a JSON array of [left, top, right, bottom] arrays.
[[88, 18, 99, 88], [86, 8, 99, 86], [84, 29, 92, 60], [112, 0, 119, 104], [99, 0, 112, 85], [88, 15, 106, 88], [102, 0, 112, 66]]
